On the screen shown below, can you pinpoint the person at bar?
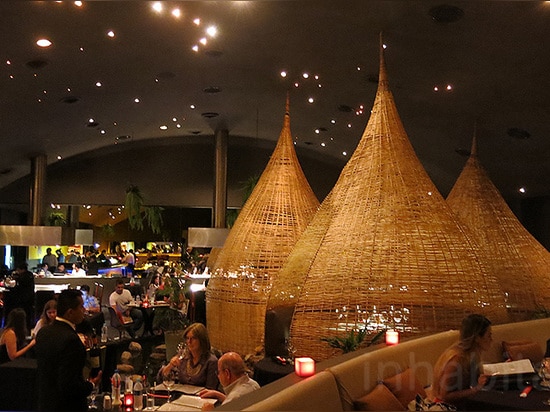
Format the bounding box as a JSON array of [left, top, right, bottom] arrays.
[[431, 314, 492, 407], [71, 262, 87, 276], [35, 289, 102, 411], [42, 248, 58, 271], [158, 323, 219, 389], [198, 352, 260, 408]]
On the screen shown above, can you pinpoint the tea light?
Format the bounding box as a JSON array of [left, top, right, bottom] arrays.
[[385, 329, 399, 345], [123, 393, 134, 407], [295, 357, 315, 377]]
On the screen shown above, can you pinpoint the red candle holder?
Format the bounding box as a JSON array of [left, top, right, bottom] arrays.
[[295, 357, 315, 377], [123, 392, 134, 408], [385, 329, 399, 345]]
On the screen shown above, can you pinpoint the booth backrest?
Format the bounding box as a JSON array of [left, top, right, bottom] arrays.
[[243, 370, 343, 412], [220, 318, 550, 411]]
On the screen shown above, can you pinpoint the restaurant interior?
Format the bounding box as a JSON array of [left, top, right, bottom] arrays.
[[1, 1, 550, 411]]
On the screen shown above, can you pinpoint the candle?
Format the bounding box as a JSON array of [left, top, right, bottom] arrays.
[[123, 392, 134, 407], [385, 329, 399, 345], [295, 357, 315, 377]]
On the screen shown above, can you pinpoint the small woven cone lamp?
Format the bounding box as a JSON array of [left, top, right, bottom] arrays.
[[268, 37, 509, 361], [206, 95, 320, 355], [447, 131, 550, 319]]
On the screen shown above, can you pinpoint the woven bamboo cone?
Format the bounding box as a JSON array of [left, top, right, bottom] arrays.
[[447, 131, 550, 319], [206, 95, 320, 355], [268, 36, 509, 361]]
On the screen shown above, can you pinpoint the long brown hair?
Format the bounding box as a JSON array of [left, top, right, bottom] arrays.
[[3, 308, 28, 347], [39, 299, 57, 326], [183, 323, 211, 358]]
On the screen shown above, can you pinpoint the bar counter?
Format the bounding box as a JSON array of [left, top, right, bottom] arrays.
[[34, 267, 127, 305]]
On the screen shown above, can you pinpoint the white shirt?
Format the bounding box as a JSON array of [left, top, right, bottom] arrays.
[[71, 268, 87, 276], [109, 288, 133, 312], [222, 374, 260, 405]]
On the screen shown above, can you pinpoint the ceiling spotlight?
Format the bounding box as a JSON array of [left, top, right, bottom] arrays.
[[519, 187, 526, 194], [172, 8, 181, 18], [193, 18, 201, 26], [206, 26, 217, 37], [280, 71, 287, 78], [107, 30, 115, 38], [36, 38, 52, 48], [152, 2, 163, 13]]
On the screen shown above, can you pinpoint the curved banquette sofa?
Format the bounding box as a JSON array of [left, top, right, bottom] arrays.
[[219, 318, 550, 411]]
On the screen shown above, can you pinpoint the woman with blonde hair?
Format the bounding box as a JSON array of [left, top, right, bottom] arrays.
[[158, 323, 219, 389], [33, 299, 57, 337], [431, 314, 492, 407]]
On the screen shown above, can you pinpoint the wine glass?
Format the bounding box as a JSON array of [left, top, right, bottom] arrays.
[[88, 384, 99, 410], [163, 367, 177, 403]]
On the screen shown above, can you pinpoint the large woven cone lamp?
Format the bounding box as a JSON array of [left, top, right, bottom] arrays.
[[206, 96, 320, 355], [267, 37, 509, 361], [447, 131, 550, 319]]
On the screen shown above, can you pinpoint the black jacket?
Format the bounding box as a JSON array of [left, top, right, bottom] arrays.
[[35, 319, 93, 411]]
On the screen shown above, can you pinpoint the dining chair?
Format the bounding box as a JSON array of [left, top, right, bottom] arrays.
[[107, 306, 133, 340]]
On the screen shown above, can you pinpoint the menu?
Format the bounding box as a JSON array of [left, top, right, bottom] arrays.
[[153, 383, 205, 395], [482, 359, 535, 376], [157, 395, 217, 411]]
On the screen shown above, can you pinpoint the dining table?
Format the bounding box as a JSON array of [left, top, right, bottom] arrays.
[[466, 386, 550, 410]]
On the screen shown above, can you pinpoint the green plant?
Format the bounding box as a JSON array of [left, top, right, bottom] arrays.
[[125, 185, 144, 231], [153, 276, 189, 332], [125, 185, 165, 234], [47, 211, 66, 226], [321, 328, 387, 354], [144, 206, 164, 235], [532, 305, 550, 319], [101, 224, 115, 239]]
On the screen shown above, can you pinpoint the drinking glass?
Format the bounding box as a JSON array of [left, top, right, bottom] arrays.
[[163, 368, 177, 403], [88, 385, 99, 410]]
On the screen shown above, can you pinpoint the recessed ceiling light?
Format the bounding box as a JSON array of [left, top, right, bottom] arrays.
[[36, 39, 52, 48], [172, 8, 181, 18], [152, 2, 163, 13], [206, 26, 217, 37], [201, 112, 219, 118], [107, 30, 115, 38], [519, 187, 526, 194], [160, 125, 168, 130]]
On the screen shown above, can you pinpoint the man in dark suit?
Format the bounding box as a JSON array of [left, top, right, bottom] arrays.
[[35, 289, 102, 411]]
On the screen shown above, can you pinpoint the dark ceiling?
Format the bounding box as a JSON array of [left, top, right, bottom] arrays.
[[1, 1, 549, 200]]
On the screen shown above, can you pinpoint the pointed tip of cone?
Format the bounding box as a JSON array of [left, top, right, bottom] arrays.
[[285, 91, 290, 116], [378, 32, 388, 83], [471, 123, 478, 157]]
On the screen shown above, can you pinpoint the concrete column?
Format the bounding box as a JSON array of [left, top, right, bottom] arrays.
[[29, 153, 47, 226], [213, 129, 228, 228]]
